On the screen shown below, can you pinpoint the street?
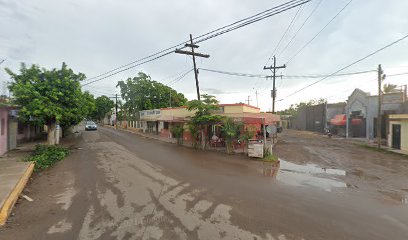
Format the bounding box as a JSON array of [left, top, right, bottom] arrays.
[[1, 127, 408, 240]]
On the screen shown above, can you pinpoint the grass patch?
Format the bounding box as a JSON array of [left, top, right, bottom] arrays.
[[26, 145, 69, 171], [262, 152, 279, 162]]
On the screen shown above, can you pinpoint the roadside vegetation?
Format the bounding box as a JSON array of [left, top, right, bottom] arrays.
[[26, 145, 69, 171], [6, 63, 96, 145], [170, 125, 184, 145], [262, 151, 279, 163]]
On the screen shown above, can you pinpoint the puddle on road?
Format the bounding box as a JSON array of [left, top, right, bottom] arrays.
[[262, 159, 347, 192]]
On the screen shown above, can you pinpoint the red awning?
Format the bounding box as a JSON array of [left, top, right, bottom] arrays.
[[330, 114, 362, 126]]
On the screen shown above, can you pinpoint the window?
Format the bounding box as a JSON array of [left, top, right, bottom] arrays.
[[1, 118, 4, 135], [164, 122, 169, 130]]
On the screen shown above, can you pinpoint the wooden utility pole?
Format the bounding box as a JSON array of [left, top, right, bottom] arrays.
[[377, 64, 386, 149], [255, 90, 259, 107], [263, 56, 286, 113], [115, 93, 118, 130], [246, 95, 252, 105], [175, 34, 210, 101]]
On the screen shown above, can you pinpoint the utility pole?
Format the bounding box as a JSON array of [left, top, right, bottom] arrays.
[[175, 34, 210, 101], [263, 56, 286, 113], [245, 95, 252, 105], [255, 90, 259, 107], [169, 91, 172, 108], [377, 64, 386, 150], [115, 93, 118, 130]]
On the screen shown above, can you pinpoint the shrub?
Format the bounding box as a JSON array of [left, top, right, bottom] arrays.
[[26, 145, 69, 170], [263, 151, 278, 162], [171, 125, 184, 145]]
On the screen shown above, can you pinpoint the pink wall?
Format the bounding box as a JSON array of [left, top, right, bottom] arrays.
[[0, 108, 8, 155]]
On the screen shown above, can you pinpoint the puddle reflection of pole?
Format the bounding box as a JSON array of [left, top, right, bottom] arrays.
[[263, 117, 267, 155]]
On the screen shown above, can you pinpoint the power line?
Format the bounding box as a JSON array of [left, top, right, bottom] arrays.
[[278, 0, 324, 58], [195, 0, 311, 44], [285, 0, 353, 65], [166, 68, 194, 86], [82, 0, 311, 86], [279, 32, 408, 100], [265, 4, 304, 65], [81, 51, 173, 86], [199, 67, 375, 79], [282, 70, 376, 78], [387, 72, 408, 77]]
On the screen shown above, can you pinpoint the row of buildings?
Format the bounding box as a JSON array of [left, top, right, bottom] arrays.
[[0, 104, 43, 156], [138, 103, 281, 143], [285, 88, 408, 152]]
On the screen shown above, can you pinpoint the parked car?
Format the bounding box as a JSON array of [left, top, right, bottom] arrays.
[[85, 121, 97, 131]]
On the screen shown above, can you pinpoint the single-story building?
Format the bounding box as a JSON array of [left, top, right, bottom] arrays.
[[1, 105, 45, 156], [346, 89, 406, 140], [388, 114, 408, 152], [140, 103, 281, 144], [1, 104, 19, 155]]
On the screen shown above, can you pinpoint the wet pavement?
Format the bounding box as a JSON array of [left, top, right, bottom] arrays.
[[1, 127, 408, 239]]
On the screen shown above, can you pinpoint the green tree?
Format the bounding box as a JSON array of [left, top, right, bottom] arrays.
[[187, 94, 224, 149], [383, 83, 398, 93], [170, 125, 184, 145], [221, 117, 242, 154], [278, 98, 326, 116], [6, 63, 93, 145], [116, 72, 187, 120], [93, 95, 115, 122]]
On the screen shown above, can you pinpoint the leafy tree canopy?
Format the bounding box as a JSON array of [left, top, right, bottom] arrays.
[[187, 94, 224, 125], [116, 72, 188, 117], [92, 95, 115, 121], [6, 63, 94, 140], [383, 83, 398, 93], [278, 98, 326, 116]]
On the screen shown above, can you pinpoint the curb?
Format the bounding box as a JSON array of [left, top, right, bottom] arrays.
[[0, 162, 35, 226]]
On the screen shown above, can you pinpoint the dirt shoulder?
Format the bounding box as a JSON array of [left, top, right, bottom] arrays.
[[275, 129, 408, 205]]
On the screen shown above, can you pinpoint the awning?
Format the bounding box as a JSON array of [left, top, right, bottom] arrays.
[[330, 114, 362, 126]]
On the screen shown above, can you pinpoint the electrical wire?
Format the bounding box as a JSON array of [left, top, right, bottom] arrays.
[[285, 0, 354, 65], [82, 0, 309, 85], [266, 4, 304, 65], [279, 32, 408, 100], [195, 0, 311, 44], [199, 67, 375, 79], [81, 51, 173, 86], [166, 68, 194, 86], [387, 72, 408, 77], [278, 0, 324, 58]]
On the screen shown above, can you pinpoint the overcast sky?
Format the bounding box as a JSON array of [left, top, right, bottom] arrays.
[[1, 0, 408, 111]]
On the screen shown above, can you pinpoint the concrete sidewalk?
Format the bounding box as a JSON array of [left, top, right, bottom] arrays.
[[0, 145, 35, 225]]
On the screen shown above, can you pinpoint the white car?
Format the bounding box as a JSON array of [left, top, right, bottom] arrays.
[[85, 121, 97, 131]]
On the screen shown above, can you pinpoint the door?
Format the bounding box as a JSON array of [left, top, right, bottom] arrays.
[[392, 124, 401, 149], [8, 119, 17, 151]]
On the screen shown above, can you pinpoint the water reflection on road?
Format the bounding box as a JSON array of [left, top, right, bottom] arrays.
[[263, 159, 347, 192]]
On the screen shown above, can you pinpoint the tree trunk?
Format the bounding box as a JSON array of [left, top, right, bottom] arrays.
[[201, 129, 205, 150], [47, 122, 56, 145]]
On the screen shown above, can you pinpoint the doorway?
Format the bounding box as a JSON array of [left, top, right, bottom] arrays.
[[392, 124, 401, 149]]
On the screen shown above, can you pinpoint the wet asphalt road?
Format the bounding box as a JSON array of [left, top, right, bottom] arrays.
[[1, 127, 408, 240]]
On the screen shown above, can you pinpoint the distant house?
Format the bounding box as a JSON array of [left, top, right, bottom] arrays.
[[388, 114, 408, 152], [140, 103, 280, 143], [0, 104, 44, 156], [0, 104, 19, 155], [345, 88, 406, 140]]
